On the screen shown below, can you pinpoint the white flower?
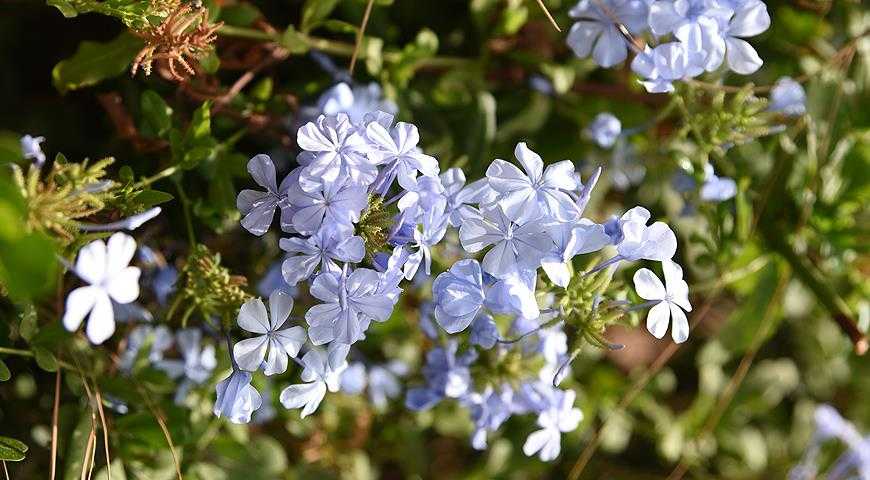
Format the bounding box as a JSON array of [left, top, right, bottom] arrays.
[[233, 291, 307, 375], [633, 260, 692, 343], [62, 233, 141, 344]]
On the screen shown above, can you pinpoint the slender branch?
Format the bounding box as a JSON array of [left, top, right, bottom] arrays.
[[349, 0, 376, 75], [132, 165, 180, 189]]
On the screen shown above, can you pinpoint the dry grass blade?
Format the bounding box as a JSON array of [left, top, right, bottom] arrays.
[[535, 0, 562, 32], [80, 414, 97, 480], [93, 386, 112, 480], [139, 387, 183, 479], [50, 369, 61, 480]]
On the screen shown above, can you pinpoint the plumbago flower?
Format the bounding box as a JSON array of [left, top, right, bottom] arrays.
[[633, 260, 692, 343], [63, 232, 141, 344], [214, 368, 262, 424], [233, 291, 307, 375], [567, 0, 772, 92], [586, 113, 622, 148], [231, 97, 471, 420], [280, 344, 349, 418], [417, 141, 688, 459]]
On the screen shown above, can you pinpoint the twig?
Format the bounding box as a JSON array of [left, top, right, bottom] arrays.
[[2, 461, 9, 480], [666, 271, 790, 480], [50, 370, 61, 480], [349, 0, 376, 75], [567, 288, 722, 480], [534, 0, 562, 32]]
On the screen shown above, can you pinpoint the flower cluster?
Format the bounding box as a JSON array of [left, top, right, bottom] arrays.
[[567, 0, 771, 92], [407, 142, 689, 459], [227, 86, 459, 421]]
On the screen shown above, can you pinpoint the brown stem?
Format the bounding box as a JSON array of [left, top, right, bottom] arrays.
[[349, 0, 376, 75]]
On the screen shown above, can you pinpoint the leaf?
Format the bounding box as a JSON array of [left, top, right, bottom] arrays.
[[46, 0, 79, 17], [0, 436, 28, 462], [0, 230, 59, 300], [300, 0, 341, 33], [140, 90, 173, 138], [52, 32, 143, 94], [132, 190, 174, 209], [33, 347, 58, 372], [0, 358, 10, 382]]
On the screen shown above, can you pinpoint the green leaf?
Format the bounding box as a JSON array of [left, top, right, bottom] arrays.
[[0, 436, 28, 462], [52, 32, 143, 94], [32, 346, 58, 372], [300, 0, 341, 33], [132, 189, 174, 209], [0, 359, 10, 382], [188, 102, 212, 141], [219, 3, 262, 27], [63, 415, 92, 479], [140, 90, 173, 138], [46, 0, 79, 18]]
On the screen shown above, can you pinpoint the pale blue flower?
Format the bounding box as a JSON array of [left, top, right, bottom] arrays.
[[366, 121, 440, 190], [633, 260, 692, 343], [279, 344, 349, 418], [306, 267, 396, 345], [722, 0, 770, 74], [470, 314, 499, 349], [396, 175, 447, 225], [487, 269, 540, 320], [468, 386, 515, 449], [459, 205, 552, 278], [120, 325, 172, 372], [405, 340, 477, 410], [522, 387, 583, 461], [285, 177, 368, 235], [340, 362, 368, 394], [541, 220, 610, 287], [648, 0, 731, 71], [297, 113, 379, 191], [586, 113, 622, 148], [233, 291, 307, 375], [214, 368, 262, 424], [432, 259, 487, 334], [237, 154, 292, 236], [20, 134, 46, 166], [440, 168, 482, 227], [567, 0, 650, 67], [403, 205, 449, 279], [486, 142, 580, 222], [769, 77, 806, 116], [280, 226, 365, 286], [315, 82, 397, 127], [699, 163, 737, 201], [367, 361, 406, 409], [156, 329, 217, 404], [631, 42, 700, 93]]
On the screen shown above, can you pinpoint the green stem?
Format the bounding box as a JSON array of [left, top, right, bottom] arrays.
[[133, 165, 180, 189], [0, 347, 77, 370], [172, 177, 196, 247]]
